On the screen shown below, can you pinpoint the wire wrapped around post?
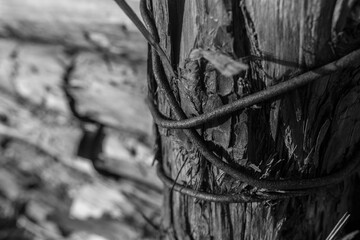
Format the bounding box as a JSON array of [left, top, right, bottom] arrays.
[[115, 0, 360, 203]]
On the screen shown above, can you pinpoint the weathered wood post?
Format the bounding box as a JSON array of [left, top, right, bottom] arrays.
[[149, 0, 360, 239]]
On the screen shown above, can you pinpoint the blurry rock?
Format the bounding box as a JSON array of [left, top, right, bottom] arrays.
[[0, 0, 146, 57], [0, 169, 20, 200], [0, 1, 162, 239], [12, 43, 70, 114], [26, 201, 52, 224], [67, 52, 152, 137], [48, 211, 140, 240], [0, 40, 17, 93], [68, 232, 108, 240], [69, 183, 134, 220]]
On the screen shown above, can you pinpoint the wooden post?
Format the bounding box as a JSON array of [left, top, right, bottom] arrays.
[[151, 0, 360, 239]]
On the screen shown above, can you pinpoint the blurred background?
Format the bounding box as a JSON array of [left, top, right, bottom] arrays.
[[0, 0, 163, 239]]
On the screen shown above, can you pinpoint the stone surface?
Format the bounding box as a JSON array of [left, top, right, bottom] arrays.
[[0, 0, 146, 57], [0, 96, 162, 239], [68, 51, 152, 137], [0, 39, 152, 138], [0, 0, 164, 239]]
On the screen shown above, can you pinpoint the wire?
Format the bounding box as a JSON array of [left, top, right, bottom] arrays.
[[156, 162, 318, 203], [113, 0, 360, 202], [149, 48, 360, 129]]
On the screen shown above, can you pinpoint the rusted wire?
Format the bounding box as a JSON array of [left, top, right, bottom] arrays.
[[115, 0, 360, 202]]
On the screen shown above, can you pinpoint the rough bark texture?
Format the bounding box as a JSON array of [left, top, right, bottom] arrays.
[[153, 0, 360, 239]]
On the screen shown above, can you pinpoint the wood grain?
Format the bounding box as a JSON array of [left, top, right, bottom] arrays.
[[153, 0, 360, 239]]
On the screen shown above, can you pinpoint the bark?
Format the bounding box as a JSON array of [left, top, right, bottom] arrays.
[[152, 0, 360, 239]]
